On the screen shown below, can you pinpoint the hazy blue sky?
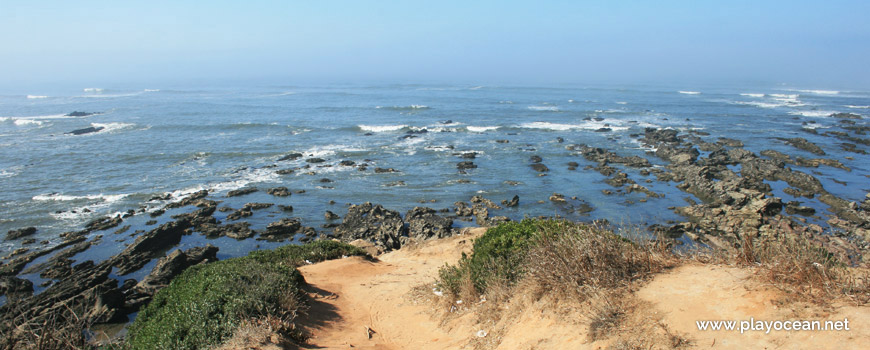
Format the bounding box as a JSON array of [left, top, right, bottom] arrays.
[[2, 0, 868, 88]]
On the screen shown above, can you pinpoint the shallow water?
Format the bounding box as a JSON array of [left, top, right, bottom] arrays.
[[1, 83, 868, 268]]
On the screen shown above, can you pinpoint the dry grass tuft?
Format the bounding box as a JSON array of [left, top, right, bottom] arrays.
[[738, 232, 870, 304], [524, 221, 676, 301]]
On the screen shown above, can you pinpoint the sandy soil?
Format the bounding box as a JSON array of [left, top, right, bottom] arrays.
[[263, 229, 870, 350]]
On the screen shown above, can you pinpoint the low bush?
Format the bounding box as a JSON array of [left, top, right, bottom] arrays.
[[124, 240, 366, 350]]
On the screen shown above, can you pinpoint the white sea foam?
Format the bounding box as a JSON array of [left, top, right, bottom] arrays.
[[528, 106, 559, 112], [467, 126, 500, 132], [733, 93, 804, 109], [375, 105, 429, 110], [615, 101, 628, 105], [801, 123, 831, 130], [740, 93, 765, 98], [678, 91, 701, 95], [788, 110, 837, 118], [518, 121, 629, 131], [13, 119, 43, 126], [83, 88, 103, 92], [33, 192, 129, 202], [734, 101, 783, 109], [144, 89, 160, 92], [91, 122, 135, 133], [797, 89, 839, 95], [845, 105, 870, 109], [80, 92, 142, 98], [26, 95, 48, 99], [469, 86, 484, 90], [358, 124, 407, 132]]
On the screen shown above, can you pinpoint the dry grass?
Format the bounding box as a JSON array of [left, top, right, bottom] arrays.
[[213, 316, 300, 350], [1, 300, 102, 350], [524, 221, 676, 301], [737, 231, 870, 305]]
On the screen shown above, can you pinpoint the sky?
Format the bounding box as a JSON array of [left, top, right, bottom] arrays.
[[1, 0, 869, 88]]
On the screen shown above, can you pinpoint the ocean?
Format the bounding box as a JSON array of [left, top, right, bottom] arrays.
[[1, 83, 868, 284]]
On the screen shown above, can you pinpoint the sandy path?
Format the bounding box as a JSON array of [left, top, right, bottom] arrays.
[[296, 229, 485, 350]]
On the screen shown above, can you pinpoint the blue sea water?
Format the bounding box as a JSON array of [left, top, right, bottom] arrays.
[[1, 83, 868, 270]]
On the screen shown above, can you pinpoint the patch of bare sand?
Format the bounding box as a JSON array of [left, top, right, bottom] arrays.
[[636, 264, 870, 349]]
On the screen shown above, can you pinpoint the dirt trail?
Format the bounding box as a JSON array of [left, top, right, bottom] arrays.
[[295, 229, 485, 350], [293, 231, 870, 350]]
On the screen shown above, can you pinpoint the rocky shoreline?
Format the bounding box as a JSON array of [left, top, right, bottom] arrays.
[[2, 125, 869, 337]]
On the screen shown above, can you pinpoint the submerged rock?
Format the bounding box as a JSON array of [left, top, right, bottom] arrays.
[[227, 187, 258, 197], [66, 126, 104, 135], [6, 227, 37, 241]]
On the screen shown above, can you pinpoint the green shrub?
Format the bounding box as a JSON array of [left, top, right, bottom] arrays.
[[437, 219, 566, 298], [125, 241, 366, 350]]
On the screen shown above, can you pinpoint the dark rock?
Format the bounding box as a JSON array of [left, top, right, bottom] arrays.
[[6, 227, 37, 240], [530, 163, 549, 172], [334, 202, 405, 250], [831, 112, 862, 119], [227, 187, 258, 197], [495, 139, 510, 144], [263, 218, 303, 238], [406, 207, 453, 240], [65, 111, 96, 117], [276, 168, 295, 175], [717, 138, 744, 147], [530, 155, 542, 163], [278, 205, 294, 212], [85, 216, 123, 232], [164, 190, 209, 209], [0, 276, 33, 300], [66, 126, 104, 135], [777, 137, 825, 155], [325, 210, 340, 220], [502, 195, 519, 207], [595, 127, 612, 132], [112, 220, 192, 275], [200, 222, 254, 239], [374, 167, 398, 173], [460, 152, 477, 159], [471, 195, 501, 209], [785, 202, 816, 216], [278, 153, 303, 161], [137, 245, 217, 291], [340, 160, 356, 166], [454, 201, 473, 216], [306, 158, 326, 163], [457, 161, 477, 170], [122, 245, 218, 312], [266, 187, 291, 197]]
